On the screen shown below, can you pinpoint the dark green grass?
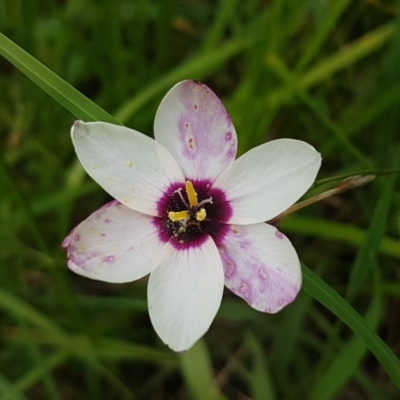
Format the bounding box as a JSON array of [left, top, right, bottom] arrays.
[[1, 0, 400, 399]]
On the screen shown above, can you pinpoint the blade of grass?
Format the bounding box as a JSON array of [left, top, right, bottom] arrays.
[[268, 23, 394, 107], [0, 374, 29, 400], [296, 0, 352, 70], [270, 293, 313, 383], [0, 31, 119, 124], [82, 356, 137, 400], [180, 340, 226, 400], [14, 350, 67, 393], [306, 164, 394, 397], [0, 152, 47, 252], [114, 35, 253, 123], [5, 330, 176, 364], [323, 81, 400, 155], [313, 167, 400, 187], [21, 320, 61, 400], [311, 266, 382, 399], [266, 53, 371, 167], [347, 160, 399, 298], [302, 264, 400, 390], [247, 333, 276, 400], [280, 216, 400, 260], [0, 288, 64, 337]]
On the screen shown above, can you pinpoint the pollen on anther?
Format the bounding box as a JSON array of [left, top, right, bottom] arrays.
[[185, 181, 199, 207], [168, 210, 189, 221], [196, 208, 206, 221]]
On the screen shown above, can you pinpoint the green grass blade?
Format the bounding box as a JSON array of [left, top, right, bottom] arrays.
[[268, 23, 394, 107], [6, 331, 175, 364], [114, 35, 252, 123], [180, 340, 225, 400], [0, 374, 29, 400], [15, 350, 67, 393], [280, 216, 400, 259], [247, 333, 276, 400], [302, 265, 400, 390], [266, 53, 371, 167], [296, 0, 351, 70], [0, 288, 64, 337], [0, 31, 119, 124], [311, 285, 382, 399], [347, 160, 399, 298]]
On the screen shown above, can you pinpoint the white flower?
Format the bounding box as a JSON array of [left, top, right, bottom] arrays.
[[63, 80, 321, 352]]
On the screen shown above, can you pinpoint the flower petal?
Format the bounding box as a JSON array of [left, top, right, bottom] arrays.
[[71, 121, 184, 216], [154, 80, 237, 183], [148, 237, 224, 352], [214, 139, 321, 224], [217, 223, 301, 313], [63, 201, 166, 283]]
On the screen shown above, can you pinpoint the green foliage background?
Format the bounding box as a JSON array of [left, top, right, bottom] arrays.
[[0, 0, 400, 399]]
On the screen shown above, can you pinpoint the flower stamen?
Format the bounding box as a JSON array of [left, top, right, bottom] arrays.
[[198, 197, 213, 207], [168, 210, 189, 221], [185, 181, 198, 207], [174, 187, 189, 209], [168, 180, 212, 228], [196, 208, 206, 221]]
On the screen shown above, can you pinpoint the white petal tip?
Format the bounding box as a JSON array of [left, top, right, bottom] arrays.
[[175, 348, 188, 354], [71, 120, 83, 137], [61, 235, 71, 248]]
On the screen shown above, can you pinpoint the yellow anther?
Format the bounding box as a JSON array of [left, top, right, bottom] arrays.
[[168, 210, 189, 221], [196, 208, 207, 221], [185, 180, 198, 207]]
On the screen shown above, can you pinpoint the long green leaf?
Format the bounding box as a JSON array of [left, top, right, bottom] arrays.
[[0, 288, 64, 337], [15, 351, 67, 393], [6, 331, 175, 364], [0, 374, 29, 400], [347, 172, 398, 298], [180, 340, 225, 400], [0, 31, 119, 124], [311, 283, 382, 399], [247, 333, 276, 400], [296, 0, 351, 70], [114, 35, 252, 123], [280, 216, 400, 259], [268, 23, 394, 107], [302, 265, 400, 390]]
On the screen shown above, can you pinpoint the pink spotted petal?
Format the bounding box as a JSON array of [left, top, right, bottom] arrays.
[[154, 80, 237, 183], [71, 121, 184, 216], [148, 237, 224, 352], [217, 223, 302, 313], [63, 201, 166, 283]]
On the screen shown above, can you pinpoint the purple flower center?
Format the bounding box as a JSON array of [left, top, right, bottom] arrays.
[[155, 180, 232, 250]]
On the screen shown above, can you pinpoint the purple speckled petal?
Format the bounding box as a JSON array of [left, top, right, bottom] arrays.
[[63, 201, 167, 283], [148, 236, 224, 352], [72, 121, 184, 216], [217, 223, 302, 313], [214, 139, 322, 224], [154, 80, 237, 183]]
